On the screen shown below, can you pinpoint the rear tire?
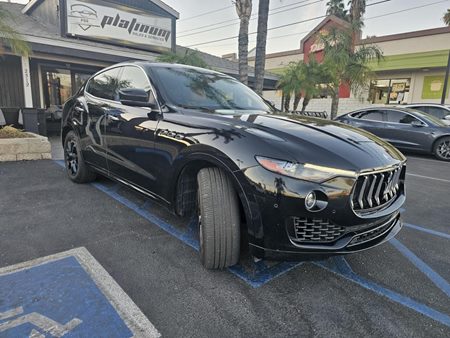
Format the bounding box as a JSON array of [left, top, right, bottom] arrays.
[[197, 167, 240, 269], [433, 137, 450, 161], [64, 131, 97, 183]]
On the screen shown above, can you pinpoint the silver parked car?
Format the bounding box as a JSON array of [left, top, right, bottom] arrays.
[[335, 107, 450, 161], [403, 103, 450, 126]]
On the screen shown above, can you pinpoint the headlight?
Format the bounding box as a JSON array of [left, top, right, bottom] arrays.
[[255, 156, 356, 183]]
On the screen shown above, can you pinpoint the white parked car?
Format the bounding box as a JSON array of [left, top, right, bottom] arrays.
[[403, 104, 450, 126]]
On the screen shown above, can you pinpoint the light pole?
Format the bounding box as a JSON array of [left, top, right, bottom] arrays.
[[441, 50, 450, 105]]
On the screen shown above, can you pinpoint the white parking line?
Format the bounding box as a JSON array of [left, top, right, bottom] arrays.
[[406, 173, 450, 183], [407, 156, 450, 165]]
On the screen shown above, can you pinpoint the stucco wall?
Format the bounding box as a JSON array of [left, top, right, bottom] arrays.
[[370, 34, 450, 56]]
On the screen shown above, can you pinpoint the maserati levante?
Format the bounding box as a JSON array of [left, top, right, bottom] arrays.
[[62, 62, 406, 269]]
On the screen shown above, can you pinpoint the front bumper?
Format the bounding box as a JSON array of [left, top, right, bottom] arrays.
[[249, 213, 402, 260], [238, 165, 405, 260]]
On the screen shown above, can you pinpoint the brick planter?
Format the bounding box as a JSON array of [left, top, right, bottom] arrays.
[[0, 133, 52, 162]]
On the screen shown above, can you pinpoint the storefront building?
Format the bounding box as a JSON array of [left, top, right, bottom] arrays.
[[0, 0, 277, 135], [246, 16, 450, 115]]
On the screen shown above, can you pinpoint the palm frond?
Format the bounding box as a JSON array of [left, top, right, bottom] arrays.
[[0, 5, 31, 56]]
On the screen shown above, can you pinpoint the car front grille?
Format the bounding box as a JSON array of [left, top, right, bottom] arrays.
[[351, 164, 405, 215], [348, 216, 397, 247], [292, 217, 345, 243]]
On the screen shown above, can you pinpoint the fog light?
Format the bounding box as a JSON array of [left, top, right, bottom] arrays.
[[305, 191, 317, 210]]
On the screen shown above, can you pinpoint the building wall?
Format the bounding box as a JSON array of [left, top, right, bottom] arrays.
[[249, 52, 303, 74], [28, 0, 60, 33], [370, 34, 450, 56]]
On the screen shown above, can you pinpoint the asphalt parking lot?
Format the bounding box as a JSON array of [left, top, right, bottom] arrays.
[[0, 156, 449, 337]]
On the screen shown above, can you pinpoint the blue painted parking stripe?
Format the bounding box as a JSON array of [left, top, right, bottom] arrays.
[[404, 223, 450, 240], [315, 257, 450, 328], [91, 180, 303, 287], [229, 261, 303, 288], [54, 159, 450, 324], [390, 238, 450, 298]]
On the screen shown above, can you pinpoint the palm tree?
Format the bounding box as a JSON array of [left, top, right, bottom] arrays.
[[444, 9, 450, 26], [0, 4, 30, 56], [298, 59, 328, 112], [234, 0, 252, 85], [326, 0, 348, 20], [319, 25, 382, 118], [277, 63, 299, 112], [157, 49, 209, 68], [348, 0, 366, 24], [254, 0, 270, 95]]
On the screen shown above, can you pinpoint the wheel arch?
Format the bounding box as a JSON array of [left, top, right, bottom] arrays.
[[172, 153, 254, 245], [432, 134, 450, 153]]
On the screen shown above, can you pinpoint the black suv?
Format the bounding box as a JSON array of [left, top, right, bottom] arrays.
[[62, 62, 406, 269]]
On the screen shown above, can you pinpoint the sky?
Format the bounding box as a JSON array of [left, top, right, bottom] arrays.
[[3, 0, 450, 56]]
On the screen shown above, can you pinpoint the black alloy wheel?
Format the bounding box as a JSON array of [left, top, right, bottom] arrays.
[[64, 131, 97, 183]]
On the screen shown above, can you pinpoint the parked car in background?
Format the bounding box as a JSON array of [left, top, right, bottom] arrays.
[[62, 62, 406, 269], [403, 103, 450, 125], [336, 107, 450, 161]]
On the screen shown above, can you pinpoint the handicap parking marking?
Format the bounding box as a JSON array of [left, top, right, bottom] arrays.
[[0, 248, 159, 338]]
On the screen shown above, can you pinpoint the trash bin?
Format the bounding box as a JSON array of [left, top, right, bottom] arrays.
[[1, 108, 21, 127], [22, 108, 47, 136]]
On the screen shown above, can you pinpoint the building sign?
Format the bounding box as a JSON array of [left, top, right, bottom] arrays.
[[422, 76, 449, 100], [65, 0, 172, 51]]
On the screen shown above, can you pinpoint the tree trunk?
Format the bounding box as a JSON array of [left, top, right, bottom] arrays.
[[301, 96, 310, 113], [284, 93, 291, 112], [254, 0, 270, 95], [238, 17, 250, 85], [330, 92, 339, 119], [293, 92, 301, 111]]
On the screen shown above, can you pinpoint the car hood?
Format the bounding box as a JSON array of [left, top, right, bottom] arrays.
[[210, 112, 405, 171]]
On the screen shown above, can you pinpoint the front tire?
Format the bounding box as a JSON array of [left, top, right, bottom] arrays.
[[64, 131, 97, 183], [433, 137, 450, 161], [197, 167, 240, 269]]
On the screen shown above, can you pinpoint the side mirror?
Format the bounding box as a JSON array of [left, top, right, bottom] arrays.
[[119, 88, 154, 108], [445, 115, 450, 121], [411, 120, 424, 127]]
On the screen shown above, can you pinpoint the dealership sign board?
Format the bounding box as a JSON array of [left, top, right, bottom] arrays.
[[65, 0, 172, 51]]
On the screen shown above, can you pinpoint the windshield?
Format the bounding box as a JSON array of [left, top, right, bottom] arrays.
[[151, 67, 271, 112]]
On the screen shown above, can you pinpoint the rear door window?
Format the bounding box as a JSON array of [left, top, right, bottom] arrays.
[[86, 68, 122, 101], [386, 110, 419, 124], [357, 110, 385, 121]]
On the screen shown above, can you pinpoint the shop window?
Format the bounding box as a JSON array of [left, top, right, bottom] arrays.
[[369, 78, 410, 104], [43, 68, 72, 108]]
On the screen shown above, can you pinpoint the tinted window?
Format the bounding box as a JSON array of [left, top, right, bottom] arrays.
[[426, 106, 448, 119], [152, 67, 270, 111], [86, 68, 121, 100], [358, 110, 384, 121], [386, 110, 418, 124], [119, 66, 156, 105]]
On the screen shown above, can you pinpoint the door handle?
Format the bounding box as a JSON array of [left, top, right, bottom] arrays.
[[108, 114, 120, 121]]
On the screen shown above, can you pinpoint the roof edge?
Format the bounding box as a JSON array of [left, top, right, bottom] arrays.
[[22, 0, 41, 14], [22, 0, 180, 19], [361, 26, 450, 44]]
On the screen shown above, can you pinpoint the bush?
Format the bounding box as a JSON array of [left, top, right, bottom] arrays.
[[0, 126, 32, 139]]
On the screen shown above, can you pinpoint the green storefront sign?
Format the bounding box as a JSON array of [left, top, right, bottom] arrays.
[[422, 75, 449, 99]]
